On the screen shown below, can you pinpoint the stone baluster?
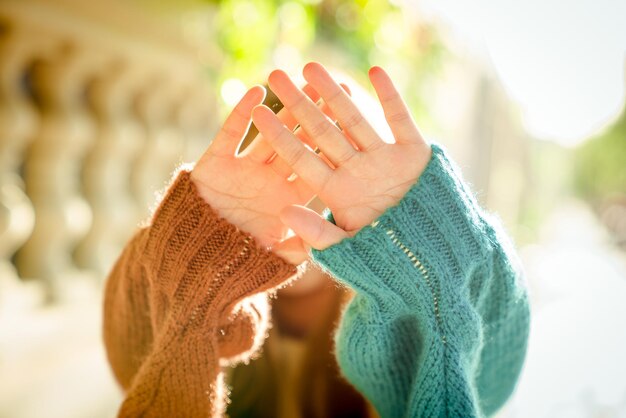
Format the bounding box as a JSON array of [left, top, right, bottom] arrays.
[[15, 44, 103, 298], [131, 77, 185, 215], [0, 23, 40, 309], [73, 62, 146, 277], [175, 83, 217, 163]]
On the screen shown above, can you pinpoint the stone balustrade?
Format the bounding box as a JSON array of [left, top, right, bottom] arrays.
[[0, 1, 217, 416], [1, 0, 217, 299]]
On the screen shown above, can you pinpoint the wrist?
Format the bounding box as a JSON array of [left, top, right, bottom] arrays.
[[146, 169, 297, 309], [190, 167, 285, 247], [311, 143, 494, 308], [189, 168, 235, 222]]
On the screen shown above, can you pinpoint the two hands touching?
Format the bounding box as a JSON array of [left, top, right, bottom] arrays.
[[109, 62, 530, 418], [190, 62, 432, 265]]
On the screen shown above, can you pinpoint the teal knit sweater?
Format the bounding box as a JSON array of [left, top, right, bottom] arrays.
[[311, 143, 531, 418]]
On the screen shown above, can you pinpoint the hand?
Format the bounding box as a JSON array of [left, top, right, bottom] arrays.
[[251, 63, 433, 250], [190, 83, 343, 263]]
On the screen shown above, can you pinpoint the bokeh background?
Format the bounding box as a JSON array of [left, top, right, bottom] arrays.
[[1, 0, 625, 417]]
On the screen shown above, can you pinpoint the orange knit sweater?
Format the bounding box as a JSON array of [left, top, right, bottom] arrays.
[[103, 170, 297, 417]]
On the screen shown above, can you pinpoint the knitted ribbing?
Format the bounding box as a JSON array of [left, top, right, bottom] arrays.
[[104, 170, 297, 417], [311, 143, 530, 418]]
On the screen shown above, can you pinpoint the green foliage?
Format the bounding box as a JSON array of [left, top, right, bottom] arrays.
[[210, 0, 445, 125], [574, 109, 626, 204]]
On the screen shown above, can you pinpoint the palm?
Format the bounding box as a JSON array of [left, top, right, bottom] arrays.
[[189, 85, 317, 248], [318, 142, 427, 233], [252, 63, 433, 249], [192, 152, 310, 246]]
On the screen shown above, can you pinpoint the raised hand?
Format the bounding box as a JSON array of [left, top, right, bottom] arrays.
[[251, 63, 433, 250], [190, 83, 339, 261]]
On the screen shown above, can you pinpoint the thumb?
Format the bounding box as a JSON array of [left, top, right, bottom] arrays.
[[271, 234, 309, 265], [280, 205, 348, 250]]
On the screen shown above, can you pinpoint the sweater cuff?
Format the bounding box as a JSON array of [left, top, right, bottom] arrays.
[[311, 143, 495, 309], [144, 169, 297, 307]]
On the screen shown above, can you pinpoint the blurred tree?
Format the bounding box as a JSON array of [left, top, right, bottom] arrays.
[[209, 0, 445, 127], [574, 108, 626, 205]]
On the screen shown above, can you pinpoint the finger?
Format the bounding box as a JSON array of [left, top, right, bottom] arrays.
[[319, 86, 361, 152], [291, 176, 315, 203], [303, 83, 322, 102], [292, 124, 317, 151], [268, 154, 295, 178], [280, 83, 321, 129], [242, 123, 290, 165], [315, 83, 352, 124], [303, 62, 382, 151], [271, 234, 310, 265], [368, 66, 425, 145], [289, 83, 352, 153], [268, 69, 357, 166], [280, 205, 348, 250], [339, 82, 352, 96], [209, 85, 266, 157], [243, 84, 321, 163], [252, 104, 333, 192], [243, 83, 351, 164], [243, 111, 330, 166]]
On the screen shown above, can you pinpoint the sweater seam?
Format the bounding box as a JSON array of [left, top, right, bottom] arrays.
[[371, 220, 451, 415]]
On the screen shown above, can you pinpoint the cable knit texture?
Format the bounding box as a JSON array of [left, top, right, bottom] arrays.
[[103, 170, 297, 418], [311, 143, 531, 418]]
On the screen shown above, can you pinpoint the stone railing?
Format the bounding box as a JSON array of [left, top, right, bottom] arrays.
[[1, 0, 217, 297], [0, 1, 217, 416]]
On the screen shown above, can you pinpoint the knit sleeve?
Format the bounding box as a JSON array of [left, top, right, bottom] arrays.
[[103, 170, 297, 418], [311, 144, 531, 418]]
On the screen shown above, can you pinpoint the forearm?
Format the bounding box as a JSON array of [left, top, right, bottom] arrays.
[[103, 170, 297, 417], [103, 230, 235, 418], [312, 144, 530, 418], [471, 224, 531, 416], [103, 228, 153, 390]]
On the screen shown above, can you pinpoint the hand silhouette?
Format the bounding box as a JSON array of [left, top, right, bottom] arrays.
[[190, 82, 347, 262], [252, 63, 432, 250]]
